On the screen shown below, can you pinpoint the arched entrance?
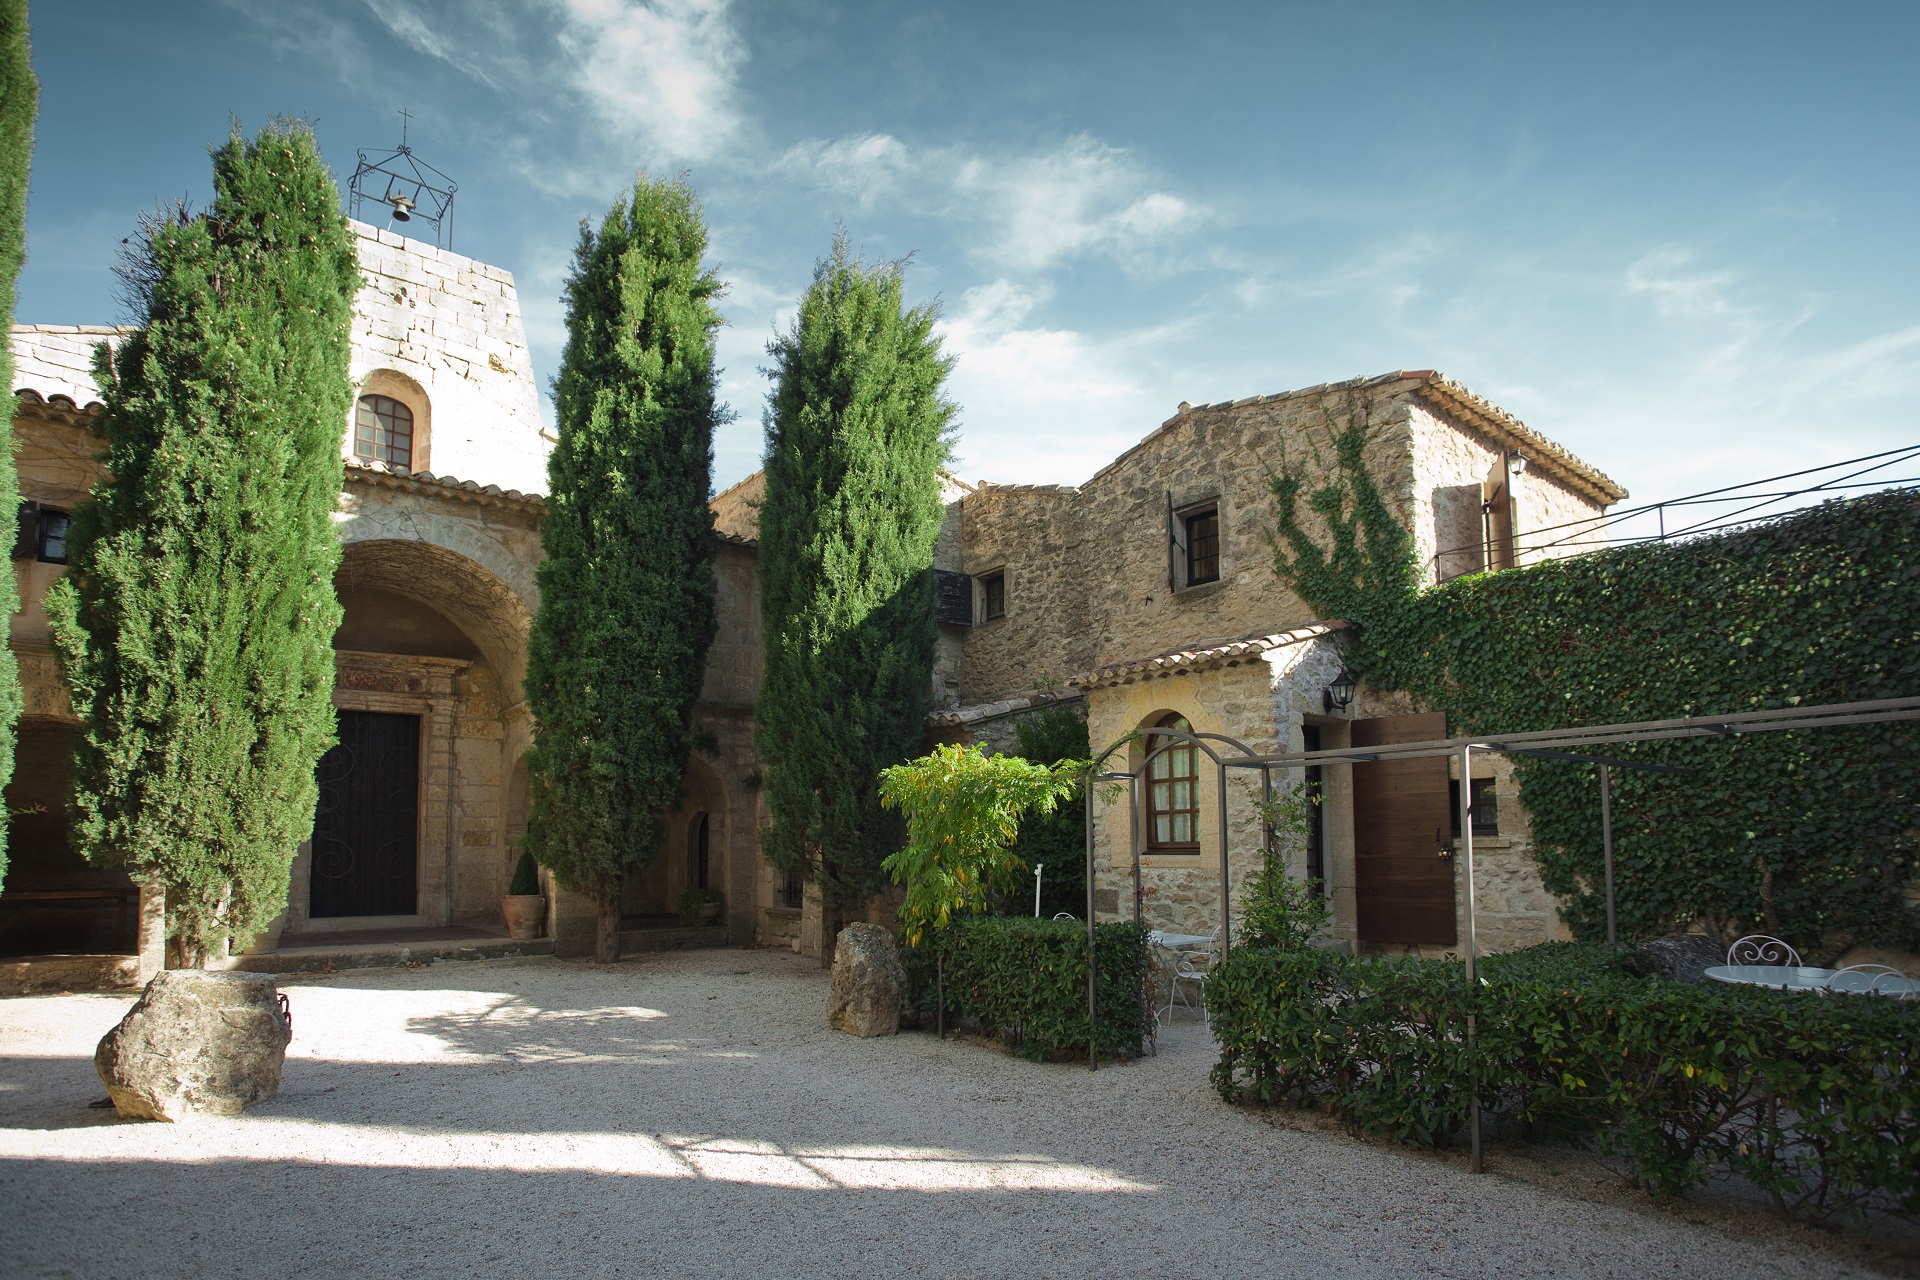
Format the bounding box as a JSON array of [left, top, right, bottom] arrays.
[[274, 536, 535, 944], [619, 754, 729, 931]]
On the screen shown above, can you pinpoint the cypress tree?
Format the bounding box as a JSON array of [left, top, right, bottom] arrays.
[[756, 235, 955, 957], [45, 121, 357, 965], [0, 0, 37, 891], [522, 176, 724, 964]]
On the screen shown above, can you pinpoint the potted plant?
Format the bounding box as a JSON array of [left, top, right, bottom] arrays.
[[681, 886, 724, 926], [502, 851, 546, 940]]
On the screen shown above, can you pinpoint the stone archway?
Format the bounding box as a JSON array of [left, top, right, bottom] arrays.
[[273, 534, 538, 945]]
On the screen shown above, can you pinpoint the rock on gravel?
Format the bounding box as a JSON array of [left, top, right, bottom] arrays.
[[828, 922, 905, 1037], [94, 969, 291, 1121]]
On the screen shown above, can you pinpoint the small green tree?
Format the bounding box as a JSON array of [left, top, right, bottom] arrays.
[[522, 175, 723, 963], [46, 121, 357, 964], [0, 0, 35, 892], [1239, 783, 1330, 950], [756, 235, 955, 956], [879, 744, 1084, 945]]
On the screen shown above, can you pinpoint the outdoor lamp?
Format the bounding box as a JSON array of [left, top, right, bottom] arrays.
[[388, 193, 414, 222], [1507, 451, 1530, 476], [1323, 669, 1357, 714]]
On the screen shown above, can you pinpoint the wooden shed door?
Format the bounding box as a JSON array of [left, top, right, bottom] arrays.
[[1352, 711, 1455, 945], [310, 710, 420, 918]]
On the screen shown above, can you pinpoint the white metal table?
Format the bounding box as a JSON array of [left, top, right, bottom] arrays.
[[1148, 931, 1213, 951], [1705, 964, 1838, 991]]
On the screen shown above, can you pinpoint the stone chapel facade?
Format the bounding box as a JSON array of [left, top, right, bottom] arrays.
[[2, 221, 1628, 992]]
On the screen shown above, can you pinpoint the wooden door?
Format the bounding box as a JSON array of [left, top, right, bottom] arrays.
[[310, 710, 420, 918], [1351, 711, 1455, 945]]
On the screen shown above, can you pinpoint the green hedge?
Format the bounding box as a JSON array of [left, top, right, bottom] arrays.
[[909, 916, 1148, 1062], [1209, 943, 1920, 1222]]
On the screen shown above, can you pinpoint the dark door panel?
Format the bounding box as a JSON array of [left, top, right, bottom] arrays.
[[1352, 711, 1455, 945], [311, 710, 420, 918]]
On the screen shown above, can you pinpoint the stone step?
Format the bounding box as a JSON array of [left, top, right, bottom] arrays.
[[618, 924, 729, 953], [232, 936, 554, 974]]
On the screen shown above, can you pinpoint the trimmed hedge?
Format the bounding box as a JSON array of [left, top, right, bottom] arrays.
[[910, 916, 1148, 1062], [1209, 943, 1920, 1222]]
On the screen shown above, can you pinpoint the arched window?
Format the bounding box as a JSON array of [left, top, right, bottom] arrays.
[[1147, 713, 1199, 851], [355, 393, 414, 470], [691, 812, 710, 890]]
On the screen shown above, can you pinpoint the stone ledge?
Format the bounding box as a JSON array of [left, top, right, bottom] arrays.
[[232, 937, 554, 974], [0, 953, 142, 996]]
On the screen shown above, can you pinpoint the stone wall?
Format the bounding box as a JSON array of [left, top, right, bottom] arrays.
[[955, 372, 1622, 708], [347, 222, 551, 495]]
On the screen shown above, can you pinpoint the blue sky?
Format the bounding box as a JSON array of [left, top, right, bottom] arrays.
[[18, 1, 1919, 501]]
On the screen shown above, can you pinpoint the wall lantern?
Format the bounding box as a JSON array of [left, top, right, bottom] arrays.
[[1323, 668, 1357, 714], [1507, 451, 1530, 477]]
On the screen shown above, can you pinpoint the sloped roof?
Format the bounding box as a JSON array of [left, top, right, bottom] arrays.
[[1081, 370, 1626, 505], [1069, 621, 1347, 691]]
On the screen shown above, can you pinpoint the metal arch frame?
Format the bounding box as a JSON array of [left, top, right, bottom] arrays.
[[1068, 692, 1920, 1170], [1080, 723, 1266, 1069]]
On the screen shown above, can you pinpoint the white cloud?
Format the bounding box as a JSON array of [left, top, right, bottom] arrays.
[[556, 0, 746, 160], [935, 279, 1171, 484], [779, 133, 1208, 276], [332, 0, 745, 172]]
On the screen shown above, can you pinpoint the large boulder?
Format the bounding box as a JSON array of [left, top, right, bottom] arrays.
[[1638, 933, 1726, 984], [95, 969, 292, 1121], [829, 923, 906, 1038]]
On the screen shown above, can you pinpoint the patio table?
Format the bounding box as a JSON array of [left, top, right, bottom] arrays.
[[1147, 931, 1213, 950], [1705, 964, 1838, 991]]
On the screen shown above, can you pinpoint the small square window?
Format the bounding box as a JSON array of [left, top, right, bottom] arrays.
[[981, 571, 1006, 621], [1185, 507, 1219, 586], [1450, 778, 1498, 837]]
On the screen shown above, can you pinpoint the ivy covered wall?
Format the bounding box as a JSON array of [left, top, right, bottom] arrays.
[[1274, 416, 1919, 957]]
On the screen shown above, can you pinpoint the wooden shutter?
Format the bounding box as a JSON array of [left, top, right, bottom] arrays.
[[933, 569, 973, 625], [1483, 454, 1516, 571], [1351, 711, 1456, 945]]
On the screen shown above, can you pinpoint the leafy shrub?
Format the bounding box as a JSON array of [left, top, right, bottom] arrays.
[[1210, 942, 1920, 1222], [1237, 782, 1330, 950], [911, 916, 1148, 1062], [507, 852, 541, 897], [879, 743, 1084, 944]]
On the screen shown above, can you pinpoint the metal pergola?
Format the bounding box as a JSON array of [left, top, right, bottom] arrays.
[[1076, 695, 1920, 1167]]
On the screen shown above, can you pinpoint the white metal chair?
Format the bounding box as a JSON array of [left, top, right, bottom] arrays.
[[1728, 935, 1801, 967], [1053, 912, 1076, 921], [1825, 963, 1918, 998], [1162, 926, 1221, 1025]]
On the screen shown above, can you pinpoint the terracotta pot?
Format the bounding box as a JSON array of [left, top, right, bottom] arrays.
[[698, 899, 722, 924], [502, 895, 546, 941]]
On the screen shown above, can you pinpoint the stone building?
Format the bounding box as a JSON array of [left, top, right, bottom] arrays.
[[923, 373, 1625, 956], [1, 223, 767, 991], [2, 214, 1630, 990]]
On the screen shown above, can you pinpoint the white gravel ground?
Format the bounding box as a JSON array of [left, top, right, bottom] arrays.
[[0, 948, 1898, 1279]]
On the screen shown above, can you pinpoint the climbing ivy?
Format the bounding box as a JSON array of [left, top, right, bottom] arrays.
[[1273, 410, 1919, 955]]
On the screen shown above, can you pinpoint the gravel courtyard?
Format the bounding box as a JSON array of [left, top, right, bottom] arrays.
[[0, 948, 1895, 1279]]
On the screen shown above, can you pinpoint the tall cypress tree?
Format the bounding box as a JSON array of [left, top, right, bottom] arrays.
[[0, 0, 37, 891], [46, 121, 357, 965], [523, 176, 723, 964], [756, 235, 954, 955]]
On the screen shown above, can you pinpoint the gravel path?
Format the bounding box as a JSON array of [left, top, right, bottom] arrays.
[[0, 948, 1892, 1279]]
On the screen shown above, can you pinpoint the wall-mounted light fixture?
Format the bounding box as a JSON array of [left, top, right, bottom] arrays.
[[1323, 668, 1357, 714], [1507, 451, 1530, 477]]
